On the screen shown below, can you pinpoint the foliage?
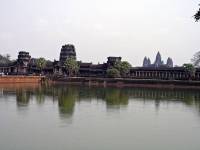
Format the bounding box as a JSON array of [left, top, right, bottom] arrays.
[[119, 61, 132, 76], [106, 68, 121, 78], [183, 63, 196, 79], [64, 57, 79, 76], [5, 54, 10, 60], [194, 5, 200, 21], [16, 89, 30, 107], [58, 87, 78, 118], [114, 61, 132, 77], [191, 51, 200, 67], [36, 58, 47, 72], [0, 54, 11, 64], [105, 89, 128, 107]]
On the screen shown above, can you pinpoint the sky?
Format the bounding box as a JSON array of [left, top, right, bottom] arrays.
[[0, 0, 200, 66]]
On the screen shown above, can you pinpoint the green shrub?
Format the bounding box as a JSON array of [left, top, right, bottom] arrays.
[[106, 68, 121, 78]]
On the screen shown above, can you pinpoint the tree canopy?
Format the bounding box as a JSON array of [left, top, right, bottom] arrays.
[[106, 68, 121, 78], [183, 63, 196, 79], [64, 57, 79, 76], [36, 58, 47, 73], [106, 60, 132, 78], [0, 54, 11, 65], [194, 5, 200, 21], [114, 61, 132, 77], [191, 51, 200, 67]]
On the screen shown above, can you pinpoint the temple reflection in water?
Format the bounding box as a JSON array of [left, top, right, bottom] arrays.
[[1, 84, 200, 119]]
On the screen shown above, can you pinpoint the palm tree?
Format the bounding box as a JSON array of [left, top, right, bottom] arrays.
[[64, 57, 79, 77], [36, 58, 47, 75]]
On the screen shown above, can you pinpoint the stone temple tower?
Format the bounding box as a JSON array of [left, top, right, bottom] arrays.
[[143, 57, 148, 67], [59, 44, 76, 64], [166, 57, 173, 67], [154, 52, 162, 67], [17, 51, 31, 74]]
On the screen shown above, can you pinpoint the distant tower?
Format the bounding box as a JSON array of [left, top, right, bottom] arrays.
[[142, 51, 173, 68], [166, 57, 173, 67], [107, 57, 121, 68], [154, 51, 162, 67], [59, 44, 76, 64], [147, 58, 151, 66], [143, 57, 148, 67], [17, 51, 31, 74]]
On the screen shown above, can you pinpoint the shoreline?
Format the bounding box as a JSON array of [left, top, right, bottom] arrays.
[[1, 76, 200, 89], [0, 76, 44, 83], [51, 77, 200, 89]]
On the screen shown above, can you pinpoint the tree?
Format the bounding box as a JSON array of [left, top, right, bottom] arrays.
[[114, 61, 132, 77], [119, 61, 132, 77], [36, 58, 47, 74], [105, 89, 128, 107], [0, 54, 11, 64], [64, 57, 79, 77], [191, 51, 200, 67], [5, 54, 10, 60], [194, 4, 200, 21], [183, 63, 196, 80], [106, 68, 121, 78]]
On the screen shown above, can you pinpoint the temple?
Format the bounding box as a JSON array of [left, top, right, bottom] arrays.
[[143, 52, 173, 68], [0, 44, 200, 80]]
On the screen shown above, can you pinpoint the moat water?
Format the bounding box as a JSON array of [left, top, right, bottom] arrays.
[[0, 84, 200, 150]]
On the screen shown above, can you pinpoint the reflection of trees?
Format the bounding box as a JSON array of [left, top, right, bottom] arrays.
[[126, 88, 200, 111], [72, 87, 129, 109], [35, 87, 45, 104], [34, 85, 200, 113], [127, 88, 200, 101], [16, 89, 30, 107], [104, 88, 128, 109], [57, 87, 78, 119], [4, 83, 200, 116]]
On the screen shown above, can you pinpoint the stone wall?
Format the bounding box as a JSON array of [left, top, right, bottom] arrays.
[[0, 76, 43, 83], [52, 77, 200, 89]]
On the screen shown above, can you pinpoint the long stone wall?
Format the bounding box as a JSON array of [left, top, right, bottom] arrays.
[[52, 77, 200, 89], [130, 68, 200, 80], [0, 76, 44, 83]]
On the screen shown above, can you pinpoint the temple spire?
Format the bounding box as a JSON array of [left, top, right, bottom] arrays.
[[154, 51, 162, 67]]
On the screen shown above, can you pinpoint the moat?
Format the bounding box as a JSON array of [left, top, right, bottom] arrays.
[[0, 84, 200, 150]]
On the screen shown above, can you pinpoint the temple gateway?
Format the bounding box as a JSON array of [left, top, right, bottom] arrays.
[[0, 44, 200, 80]]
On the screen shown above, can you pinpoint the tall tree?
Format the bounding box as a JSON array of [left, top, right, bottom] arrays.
[[183, 63, 196, 80], [64, 57, 79, 77], [114, 61, 132, 77], [191, 51, 200, 67], [36, 58, 47, 74], [194, 4, 200, 21], [0, 54, 11, 64], [5, 54, 10, 60], [119, 61, 132, 77], [106, 68, 121, 78]]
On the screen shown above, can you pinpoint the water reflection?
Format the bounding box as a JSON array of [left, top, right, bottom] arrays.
[[58, 87, 77, 119], [1, 84, 200, 118], [35, 86, 45, 105], [104, 88, 128, 109], [16, 89, 30, 107]]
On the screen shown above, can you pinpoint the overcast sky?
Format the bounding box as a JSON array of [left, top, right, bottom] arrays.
[[0, 0, 200, 66]]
